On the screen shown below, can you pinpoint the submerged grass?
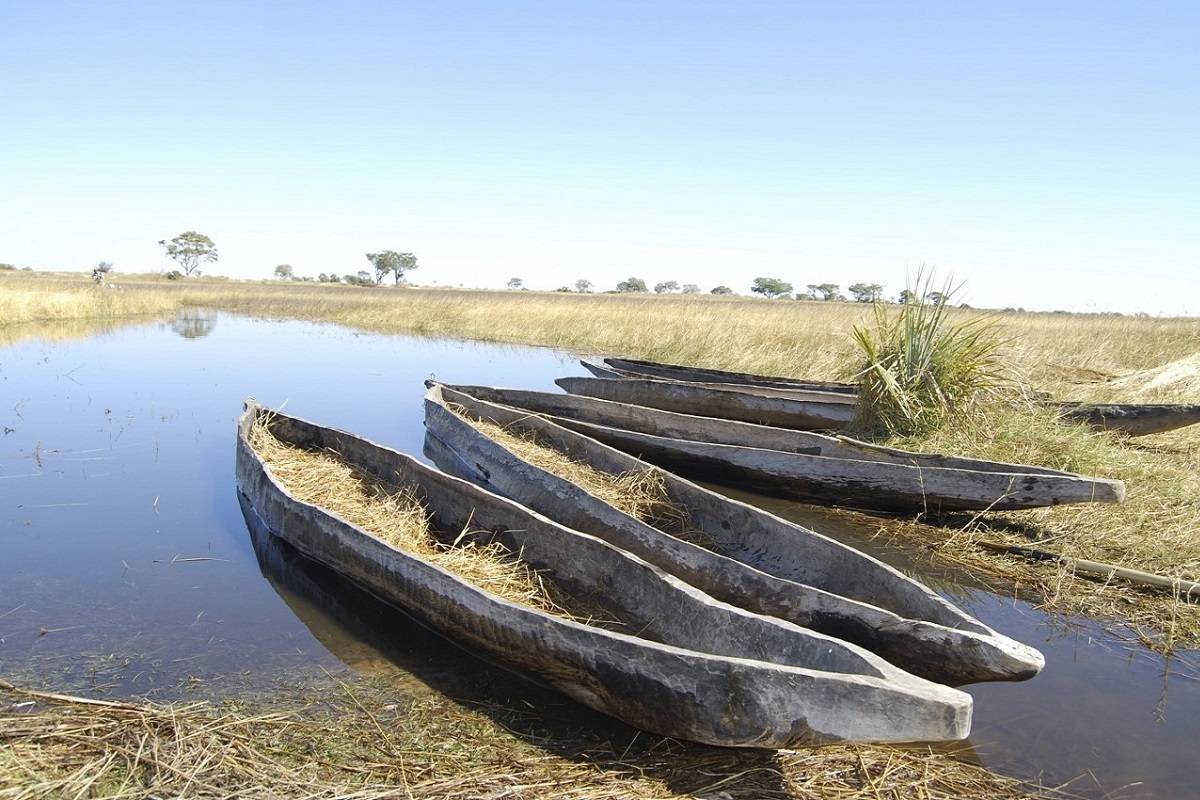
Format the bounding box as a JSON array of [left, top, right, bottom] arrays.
[[248, 416, 566, 616], [0, 677, 1049, 800]]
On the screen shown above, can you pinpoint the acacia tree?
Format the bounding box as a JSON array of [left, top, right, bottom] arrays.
[[750, 277, 792, 298], [806, 283, 841, 301], [654, 280, 680, 293], [681, 283, 701, 294], [507, 277, 523, 290], [574, 279, 593, 293], [615, 277, 648, 293], [159, 232, 217, 276], [710, 285, 733, 295], [274, 264, 294, 280], [365, 251, 418, 285], [848, 282, 884, 303], [898, 289, 918, 304]]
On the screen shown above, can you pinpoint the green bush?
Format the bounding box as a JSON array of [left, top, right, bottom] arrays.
[[850, 274, 1005, 436]]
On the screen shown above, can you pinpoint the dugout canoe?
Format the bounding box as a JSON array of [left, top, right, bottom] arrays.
[[559, 376, 857, 430], [236, 401, 971, 747], [423, 383, 1044, 684], [587, 357, 1200, 437], [581, 358, 859, 403], [439, 384, 1125, 512], [583, 356, 860, 395], [1058, 403, 1200, 436]]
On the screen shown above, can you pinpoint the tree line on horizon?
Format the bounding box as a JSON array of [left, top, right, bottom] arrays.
[[5, 230, 1119, 314]]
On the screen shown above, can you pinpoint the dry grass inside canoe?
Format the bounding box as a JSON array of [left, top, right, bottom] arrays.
[[459, 411, 709, 544], [248, 417, 574, 619]]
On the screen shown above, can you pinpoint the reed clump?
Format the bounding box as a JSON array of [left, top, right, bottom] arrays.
[[0, 677, 1047, 800], [247, 417, 565, 616], [851, 275, 1006, 437]]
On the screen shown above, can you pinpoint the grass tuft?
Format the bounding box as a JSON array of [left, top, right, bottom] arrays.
[[851, 274, 1006, 436]]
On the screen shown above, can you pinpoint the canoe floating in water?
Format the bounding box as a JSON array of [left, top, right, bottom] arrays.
[[584, 357, 860, 395], [439, 384, 1125, 512], [559, 376, 857, 430], [586, 357, 1200, 437], [237, 401, 971, 747], [1058, 403, 1200, 437], [423, 383, 1044, 684]]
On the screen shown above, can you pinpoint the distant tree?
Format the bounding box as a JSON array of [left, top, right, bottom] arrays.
[[0, 263, 16, 271], [795, 291, 816, 300], [615, 277, 649, 293], [92, 261, 113, 285], [681, 283, 701, 294], [391, 252, 418, 284], [507, 277, 523, 290], [317, 272, 329, 282], [927, 291, 948, 306], [365, 251, 417, 285], [159, 231, 217, 276], [165, 270, 184, 281], [898, 289, 917, 304], [554, 286, 571, 292], [654, 280, 680, 294], [574, 279, 593, 293], [806, 283, 841, 301], [750, 277, 793, 298], [848, 282, 884, 303], [710, 285, 733, 295], [273, 264, 294, 280]]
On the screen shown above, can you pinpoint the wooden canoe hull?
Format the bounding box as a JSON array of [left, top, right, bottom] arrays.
[[559, 376, 858, 430], [551, 417, 1125, 512], [581, 359, 859, 403], [424, 384, 1044, 684], [237, 403, 971, 747], [1059, 403, 1200, 436], [592, 357, 860, 394], [441, 384, 1122, 511]]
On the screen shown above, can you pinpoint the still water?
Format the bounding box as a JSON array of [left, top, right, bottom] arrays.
[[2, 312, 1197, 797]]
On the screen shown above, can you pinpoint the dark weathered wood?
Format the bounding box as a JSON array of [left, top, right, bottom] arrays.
[[591, 357, 860, 394], [237, 402, 972, 747], [423, 384, 1045, 685], [974, 540, 1200, 599], [442, 384, 1123, 511], [587, 356, 1200, 437], [558, 376, 857, 430], [1058, 403, 1200, 436], [580, 359, 859, 403]]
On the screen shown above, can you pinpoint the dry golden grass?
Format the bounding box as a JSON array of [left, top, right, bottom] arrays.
[[248, 416, 567, 617], [464, 414, 685, 526], [4, 270, 1200, 645], [0, 678, 1049, 800]]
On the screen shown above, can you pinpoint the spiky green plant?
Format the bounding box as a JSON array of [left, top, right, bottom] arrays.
[[851, 274, 1006, 436]]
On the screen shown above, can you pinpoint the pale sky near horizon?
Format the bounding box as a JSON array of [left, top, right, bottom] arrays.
[[2, 2, 1197, 314]]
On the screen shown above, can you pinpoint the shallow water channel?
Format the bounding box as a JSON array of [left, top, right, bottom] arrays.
[[1, 312, 1196, 797]]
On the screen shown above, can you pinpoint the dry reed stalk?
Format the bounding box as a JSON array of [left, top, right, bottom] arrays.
[[247, 417, 570, 618], [0, 678, 1050, 800], [461, 414, 707, 542]]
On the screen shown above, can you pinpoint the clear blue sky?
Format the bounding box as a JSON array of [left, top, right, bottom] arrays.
[[2, 2, 1197, 312]]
